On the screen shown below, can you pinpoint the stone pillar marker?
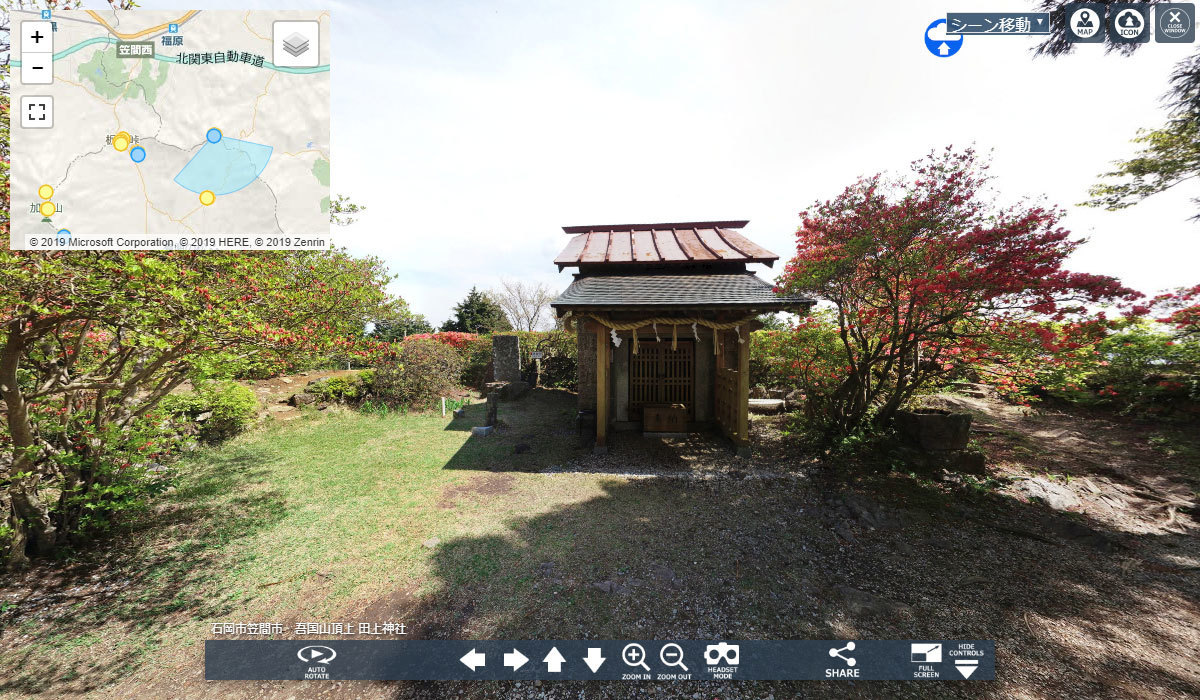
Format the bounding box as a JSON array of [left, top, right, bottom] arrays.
[[485, 392, 499, 427], [492, 335, 521, 384]]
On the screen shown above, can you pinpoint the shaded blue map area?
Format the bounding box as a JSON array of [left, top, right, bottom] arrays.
[[174, 137, 273, 195]]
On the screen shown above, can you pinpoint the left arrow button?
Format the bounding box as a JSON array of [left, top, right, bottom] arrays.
[[460, 648, 486, 671]]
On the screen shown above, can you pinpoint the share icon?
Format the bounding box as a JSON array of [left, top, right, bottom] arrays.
[[828, 642, 856, 667]]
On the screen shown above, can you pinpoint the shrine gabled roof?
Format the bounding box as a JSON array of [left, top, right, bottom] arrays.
[[551, 273, 816, 310], [553, 220, 779, 269]]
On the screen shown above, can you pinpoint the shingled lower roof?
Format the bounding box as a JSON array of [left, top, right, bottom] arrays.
[[552, 273, 816, 310], [554, 221, 779, 268]]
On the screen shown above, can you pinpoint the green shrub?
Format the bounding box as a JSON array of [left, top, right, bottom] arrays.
[[510, 330, 577, 389], [311, 375, 364, 402], [749, 312, 843, 398], [459, 335, 494, 388], [203, 382, 259, 439], [162, 381, 259, 442], [373, 338, 463, 407], [35, 410, 181, 540]]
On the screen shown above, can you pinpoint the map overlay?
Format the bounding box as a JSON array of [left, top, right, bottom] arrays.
[[10, 10, 331, 248]]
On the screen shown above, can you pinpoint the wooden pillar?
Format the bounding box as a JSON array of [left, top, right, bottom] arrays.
[[735, 326, 751, 458], [595, 323, 609, 453]]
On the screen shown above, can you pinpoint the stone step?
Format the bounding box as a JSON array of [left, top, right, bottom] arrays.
[[748, 398, 786, 414]]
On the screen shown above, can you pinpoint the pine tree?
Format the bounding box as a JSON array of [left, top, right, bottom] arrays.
[[441, 287, 513, 333]]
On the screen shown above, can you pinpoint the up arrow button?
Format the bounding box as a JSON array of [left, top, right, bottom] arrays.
[[543, 647, 566, 672]]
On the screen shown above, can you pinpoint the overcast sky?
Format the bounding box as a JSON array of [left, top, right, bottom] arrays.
[[139, 0, 1197, 325]]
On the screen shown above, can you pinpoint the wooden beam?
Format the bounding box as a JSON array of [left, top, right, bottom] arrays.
[[595, 324, 609, 452], [736, 326, 751, 456]]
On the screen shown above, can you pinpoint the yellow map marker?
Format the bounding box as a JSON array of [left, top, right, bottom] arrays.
[[38, 184, 54, 200], [199, 190, 216, 206], [39, 201, 56, 217], [112, 132, 131, 152]]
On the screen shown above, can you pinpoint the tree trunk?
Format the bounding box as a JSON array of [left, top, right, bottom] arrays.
[[2, 320, 59, 569], [6, 483, 56, 570]]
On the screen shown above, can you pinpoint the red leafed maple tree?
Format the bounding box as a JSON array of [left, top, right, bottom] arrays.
[[1151, 284, 1200, 340], [776, 147, 1143, 437]]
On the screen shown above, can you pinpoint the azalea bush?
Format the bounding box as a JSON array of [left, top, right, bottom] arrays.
[[749, 312, 843, 397], [0, 249, 398, 568], [434, 330, 578, 390], [372, 338, 463, 407], [8, 404, 182, 543], [1041, 288, 1200, 413], [406, 331, 480, 350], [776, 147, 1141, 439]]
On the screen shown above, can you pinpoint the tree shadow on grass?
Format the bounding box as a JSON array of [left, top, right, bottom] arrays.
[[367, 469, 1200, 699], [0, 443, 291, 696], [438, 388, 591, 471]]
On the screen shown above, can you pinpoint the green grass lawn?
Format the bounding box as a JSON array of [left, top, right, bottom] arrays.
[[0, 390, 613, 695], [3, 388, 1198, 700]]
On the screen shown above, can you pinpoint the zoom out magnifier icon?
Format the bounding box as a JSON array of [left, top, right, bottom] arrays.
[[659, 643, 688, 672]]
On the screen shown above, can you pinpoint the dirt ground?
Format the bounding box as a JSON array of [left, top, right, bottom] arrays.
[[2, 384, 1197, 699]]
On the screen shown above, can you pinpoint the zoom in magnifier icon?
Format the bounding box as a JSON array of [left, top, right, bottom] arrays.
[[622, 643, 650, 671]]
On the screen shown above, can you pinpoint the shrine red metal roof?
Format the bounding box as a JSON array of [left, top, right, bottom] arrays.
[[554, 221, 779, 269]]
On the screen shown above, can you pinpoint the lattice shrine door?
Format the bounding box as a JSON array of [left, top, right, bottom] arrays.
[[628, 340, 695, 420]]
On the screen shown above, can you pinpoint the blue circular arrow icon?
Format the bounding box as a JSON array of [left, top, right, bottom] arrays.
[[925, 19, 963, 58]]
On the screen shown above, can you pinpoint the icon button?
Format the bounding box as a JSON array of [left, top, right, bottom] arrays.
[[1065, 3, 1106, 42], [543, 647, 565, 673], [955, 658, 980, 678], [459, 648, 486, 671], [1156, 3, 1196, 42], [503, 648, 528, 671], [20, 96, 54, 129], [911, 643, 942, 663], [20, 52, 53, 84], [659, 643, 688, 672], [924, 18, 964, 57], [583, 647, 606, 673], [705, 642, 740, 666], [829, 641, 856, 667], [22, 21, 53, 52], [622, 643, 650, 671], [272, 20, 319, 68], [1109, 3, 1151, 43]]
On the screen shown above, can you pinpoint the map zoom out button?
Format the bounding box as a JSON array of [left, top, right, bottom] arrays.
[[21, 52, 54, 85]]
